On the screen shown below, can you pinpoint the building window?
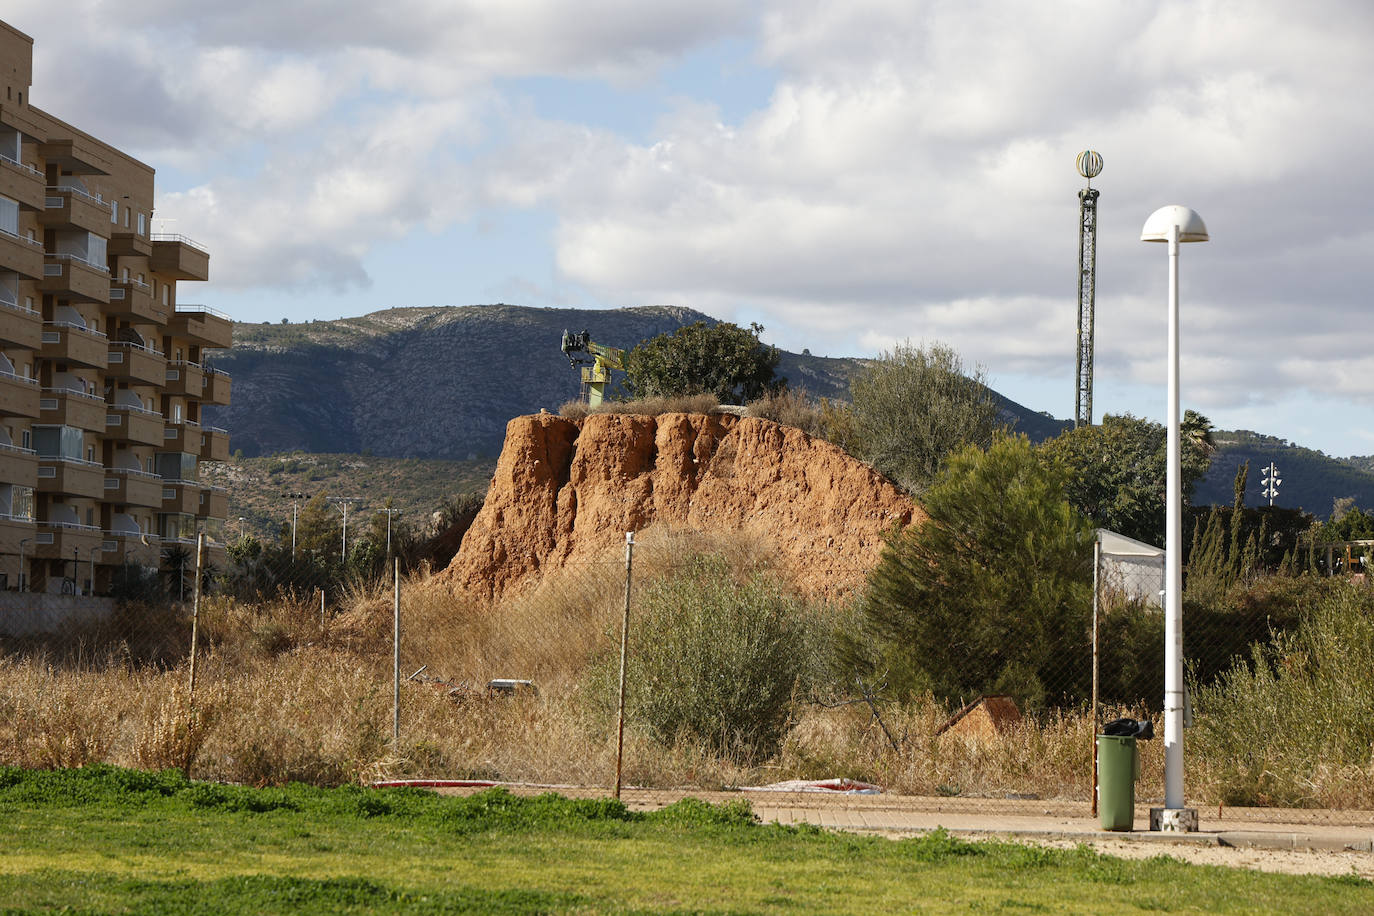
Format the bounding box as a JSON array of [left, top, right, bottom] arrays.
[[32, 425, 83, 460], [111, 200, 118, 224], [0, 196, 18, 236], [137, 213, 146, 235]]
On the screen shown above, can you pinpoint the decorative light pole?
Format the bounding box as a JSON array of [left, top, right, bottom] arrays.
[[1141, 204, 1209, 833], [1260, 462, 1281, 506], [1075, 151, 1103, 428]]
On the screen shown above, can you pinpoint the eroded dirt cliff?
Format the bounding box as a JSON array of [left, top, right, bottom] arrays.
[[440, 412, 922, 599]]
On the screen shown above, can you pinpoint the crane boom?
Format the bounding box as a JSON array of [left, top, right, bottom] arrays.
[[561, 329, 625, 407]]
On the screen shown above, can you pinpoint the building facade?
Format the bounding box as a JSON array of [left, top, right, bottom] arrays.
[[0, 20, 230, 595]]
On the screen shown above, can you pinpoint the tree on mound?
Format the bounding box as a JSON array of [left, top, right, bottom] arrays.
[[622, 321, 782, 404], [840, 341, 1003, 495], [847, 435, 1094, 708]]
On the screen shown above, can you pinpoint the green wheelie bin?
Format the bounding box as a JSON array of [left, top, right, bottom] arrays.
[[1096, 734, 1139, 831]]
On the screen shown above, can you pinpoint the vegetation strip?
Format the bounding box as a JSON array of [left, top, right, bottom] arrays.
[[0, 766, 1369, 914]]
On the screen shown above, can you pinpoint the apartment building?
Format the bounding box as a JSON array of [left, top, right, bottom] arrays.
[[0, 20, 230, 595]]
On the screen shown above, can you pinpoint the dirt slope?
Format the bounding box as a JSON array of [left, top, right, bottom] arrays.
[[440, 412, 921, 599]]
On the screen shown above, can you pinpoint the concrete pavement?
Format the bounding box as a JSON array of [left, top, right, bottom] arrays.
[[416, 781, 1374, 854]]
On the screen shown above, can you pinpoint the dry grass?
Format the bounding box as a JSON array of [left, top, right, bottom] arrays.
[[4, 558, 1371, 809], [558, 393, 721, 420]]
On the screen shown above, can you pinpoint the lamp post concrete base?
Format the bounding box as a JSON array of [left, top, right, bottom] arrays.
[[1150, 807, 1199, 832]]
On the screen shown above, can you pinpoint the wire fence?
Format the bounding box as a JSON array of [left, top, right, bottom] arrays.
[[0, 531, 1370, 824]]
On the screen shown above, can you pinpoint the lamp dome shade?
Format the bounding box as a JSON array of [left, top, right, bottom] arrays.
[[1141, 205, 1209, 242]]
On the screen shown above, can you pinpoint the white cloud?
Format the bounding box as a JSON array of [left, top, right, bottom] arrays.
[[8, 0, 1374, 453]]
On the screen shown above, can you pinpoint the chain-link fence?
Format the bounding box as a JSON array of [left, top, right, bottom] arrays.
[[0, 529, 1370, 824]]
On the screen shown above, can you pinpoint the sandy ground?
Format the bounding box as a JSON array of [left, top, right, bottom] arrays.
[[1027, 834, 1374, 879]]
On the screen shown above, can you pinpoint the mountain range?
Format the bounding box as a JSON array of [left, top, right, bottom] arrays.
[[203, 304, 1374, 519]]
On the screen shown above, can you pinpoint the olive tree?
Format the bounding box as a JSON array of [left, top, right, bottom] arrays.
[[845, 341, 1003, 494]]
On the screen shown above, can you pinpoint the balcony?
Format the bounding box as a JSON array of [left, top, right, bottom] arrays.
[[0, 153, 45, 211], [37, 138, 113, 176], [100, 530, 160, 567], [0, 299, 41, 349], [36, 456, 105, 499], [0, 227, 44, 280], [161, 479, 203, 514], [103, 467, 163, 509], [170, 305, 232, 349], [150, 235, 209, 281], [197, 485, 228, 520], [106, 340, 166, 386], [38, 387, 104, 431], [162, 418, 201, 452], [201, 367, 231, 405], [108, 278, 165, 323], [105, 403, 165, 446], [164, 360, 206, 399], [39, 322, 108, 369], [39, 254, 111, 303], [0, 442, 37, 486], [32, 521, 104, 561], [108, 228, 152, 258], [199, 425, 230, 462], [0, 371, 39, 418], [40, 186, 113, 235]]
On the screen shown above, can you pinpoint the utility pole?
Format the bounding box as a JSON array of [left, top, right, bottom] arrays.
[[1074, 150, 1103, 429], [327, 497, 362, 562], [282, 492, 306, 558], [380, 505, 402, 560]]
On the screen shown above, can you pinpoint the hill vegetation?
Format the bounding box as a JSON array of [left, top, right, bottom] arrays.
[[1199, 430, 1374, 518], [202, 452, 493, 542]]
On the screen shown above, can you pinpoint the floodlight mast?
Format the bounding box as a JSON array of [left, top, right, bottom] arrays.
[[1075, 151, 1103, 429], [1261, 462, 1281, 506]]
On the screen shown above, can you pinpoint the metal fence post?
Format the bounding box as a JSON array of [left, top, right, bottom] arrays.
[[393, 557, 401, 748], [614, 531, 635, 799], [188, 532, 205, 697]]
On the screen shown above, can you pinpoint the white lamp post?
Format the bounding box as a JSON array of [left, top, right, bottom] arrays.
[[1141, 204, 1208, 832]]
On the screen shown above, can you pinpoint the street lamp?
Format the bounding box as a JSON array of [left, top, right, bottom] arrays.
[[1141, 204, 1209, 832]]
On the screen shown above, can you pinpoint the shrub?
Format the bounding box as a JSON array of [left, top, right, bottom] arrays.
[[622, 321, 781, 404], [608, 554, 814, 761], [1191, 585, 1374, 807], [850, 435, 1094, 708], [843, 341, 1003, 495]]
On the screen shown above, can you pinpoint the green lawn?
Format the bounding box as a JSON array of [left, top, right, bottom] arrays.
[[0, 767, 1368, 914]]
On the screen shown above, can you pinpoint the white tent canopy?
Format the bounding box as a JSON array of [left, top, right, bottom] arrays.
[[1097, 528, 1165, 609]]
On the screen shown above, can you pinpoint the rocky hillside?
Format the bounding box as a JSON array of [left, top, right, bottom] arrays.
[[202, 304, 1064, 461], [440, 412, 921, 600]]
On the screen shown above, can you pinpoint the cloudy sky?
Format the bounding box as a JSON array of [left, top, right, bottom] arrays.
[[11, 1, 1374, 458]]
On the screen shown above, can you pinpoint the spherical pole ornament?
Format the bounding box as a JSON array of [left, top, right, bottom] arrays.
[[1076, 150, 1103, 181]]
